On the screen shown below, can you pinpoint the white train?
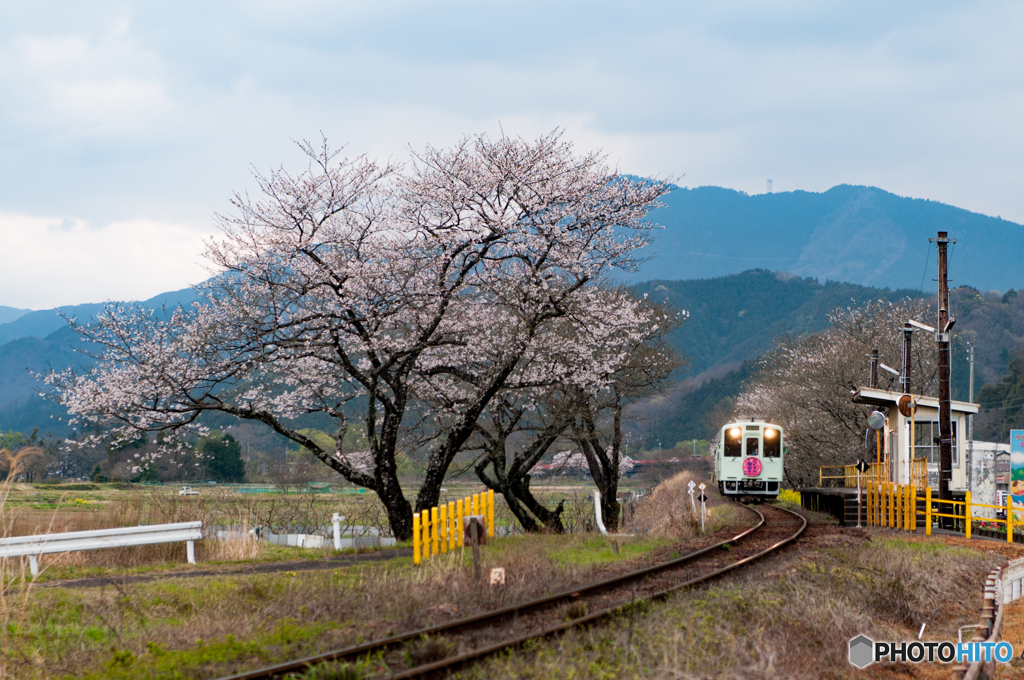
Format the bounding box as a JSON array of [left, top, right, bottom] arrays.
[[715, 420, 784, 500]]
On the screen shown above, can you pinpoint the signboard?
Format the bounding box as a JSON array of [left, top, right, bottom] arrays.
[[742, 457, 762, 477], [1011, 430, 1024, 522]]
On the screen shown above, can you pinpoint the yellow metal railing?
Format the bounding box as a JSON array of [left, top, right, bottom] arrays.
[[866, 482, 1017, 543], [412, 490, 495, 565], [819, 462, 888, 487], [819, 458, 929, 490]]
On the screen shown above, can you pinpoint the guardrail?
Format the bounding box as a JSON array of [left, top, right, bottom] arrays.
[[412, 490, 494, 565], [953, 555, 1024, 679], [0, 521, 203, 577]]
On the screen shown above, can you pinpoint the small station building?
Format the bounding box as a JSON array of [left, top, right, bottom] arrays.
[[850, 386, 979, 492]]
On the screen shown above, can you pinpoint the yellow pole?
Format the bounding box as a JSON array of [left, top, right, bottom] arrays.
[[456, 499, 464, 547], [898, 484, 904, 530], [925, 486, 932, 536], [965, 491, 972, 539], [875, 483, 880, 526], [910, 484, 917, 531], [431, 506, 440, 556], [421, 510, 430, 559], [472, 493, 480, 518], [880, 481, 888, 528], [438, 503, 447, 553], [876, 481, 884, 528], [447, 501, 455, 550], [1008, 494, 1014, 544], [487, 489, 495, 538], [905, 484, 911, 531], [413, 512, 421, 565]]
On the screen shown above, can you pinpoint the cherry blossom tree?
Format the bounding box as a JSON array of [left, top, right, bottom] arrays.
[[48, 131, 670, 540], [735, 298, 937, 487]]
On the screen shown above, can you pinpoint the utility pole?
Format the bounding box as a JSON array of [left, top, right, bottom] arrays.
[[968, 342, 975, 491], [901, 324, 913, 394], [931, 231, 956, 516]]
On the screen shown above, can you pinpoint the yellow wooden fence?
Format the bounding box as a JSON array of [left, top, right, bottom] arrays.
[[412, 490, 495, 565]]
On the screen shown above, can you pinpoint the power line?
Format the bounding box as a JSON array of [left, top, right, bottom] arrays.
[[919, 242, 932, 292]]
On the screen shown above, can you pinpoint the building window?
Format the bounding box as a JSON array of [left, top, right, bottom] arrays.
[[913, 420, 958, 466]]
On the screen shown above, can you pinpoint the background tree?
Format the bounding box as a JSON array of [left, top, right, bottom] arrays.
[[48, 132, 669, 540], [734, 298, 937, 487], [566, 327, 682, 529], [196, 431, 245, 483]]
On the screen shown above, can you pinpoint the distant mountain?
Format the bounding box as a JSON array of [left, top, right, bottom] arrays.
[[0, 306, 32, 325], [625, 184, 1024, 293], [0, 287, 201, 345], [631, 270, 925, 376]]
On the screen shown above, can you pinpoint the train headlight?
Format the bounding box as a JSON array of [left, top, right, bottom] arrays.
[[764, 428, 776, 438], [730, 427, 741, 438]]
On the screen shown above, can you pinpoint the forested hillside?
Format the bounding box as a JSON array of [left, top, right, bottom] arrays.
[[4, 272, 1024, 452], [631, 276, 1024, 446]]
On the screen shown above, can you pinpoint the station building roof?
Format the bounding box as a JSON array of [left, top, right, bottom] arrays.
[[850, 386, 978, 415]]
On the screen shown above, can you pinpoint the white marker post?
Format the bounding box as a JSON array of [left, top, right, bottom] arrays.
[[698, 483, 707, 533], [688, 480, 696, 514]]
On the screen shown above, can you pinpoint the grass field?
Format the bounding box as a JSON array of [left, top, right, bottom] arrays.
[[0, 470, 1013, 679]]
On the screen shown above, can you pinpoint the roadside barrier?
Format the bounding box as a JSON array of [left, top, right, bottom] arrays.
[[0, 521, 202, 577], [412, 490, 494, 565], [866, 482, 1017, 542]]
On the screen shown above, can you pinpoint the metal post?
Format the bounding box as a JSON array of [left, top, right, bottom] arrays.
[[470, 518, 482, 583], [1008, 494, 1014, 543], [869, 349, 879, 388], [966, 491, 972, 539], [856, 469, 862, 528], [187, 540, 195, 565], [332, 512, 342, 551], [926, 486, 932, 536]]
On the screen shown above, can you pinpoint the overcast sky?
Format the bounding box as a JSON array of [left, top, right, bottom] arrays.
[[1, 1, 1022, 309]]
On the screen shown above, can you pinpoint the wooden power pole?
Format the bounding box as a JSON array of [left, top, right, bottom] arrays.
[[931, 231, 956, 510]]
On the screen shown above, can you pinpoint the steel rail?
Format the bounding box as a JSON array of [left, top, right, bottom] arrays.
[[217, 503, 804, 680]]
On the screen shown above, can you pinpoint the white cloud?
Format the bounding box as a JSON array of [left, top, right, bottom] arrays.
[[0, 212, 213, 309], [0, 1, 1022, 307]]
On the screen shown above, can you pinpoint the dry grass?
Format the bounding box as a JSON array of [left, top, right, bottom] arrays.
[[452, 530, 1001, 680], [623, 471, 724, 540], [0, 522, 676, 678]]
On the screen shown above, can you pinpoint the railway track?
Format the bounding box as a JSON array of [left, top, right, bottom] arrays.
[[219, 502, 806, 680]]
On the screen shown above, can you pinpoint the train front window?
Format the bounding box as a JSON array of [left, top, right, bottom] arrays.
[[763, 428, 781, 457], [724, 427, 742, 457], [746, 438, 759, 456]]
